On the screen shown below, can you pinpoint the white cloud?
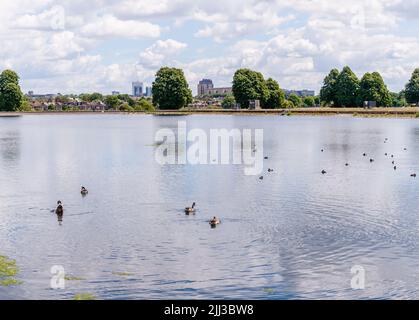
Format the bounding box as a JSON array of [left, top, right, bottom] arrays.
[[139, 39, 187, 68], [80, 15, 161, 39]]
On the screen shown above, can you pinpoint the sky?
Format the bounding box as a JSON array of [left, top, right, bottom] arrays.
[[0, 0, 418, 95]]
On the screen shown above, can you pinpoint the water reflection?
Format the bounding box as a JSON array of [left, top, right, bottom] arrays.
[[1, 115, 419, 299]]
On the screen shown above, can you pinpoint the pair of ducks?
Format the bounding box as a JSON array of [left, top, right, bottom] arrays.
[[184, 203, 221, 227], [55, 187, 89, 214]]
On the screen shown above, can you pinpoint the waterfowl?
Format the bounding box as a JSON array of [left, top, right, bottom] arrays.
[[411, 173, 417, 177], [185, 202, 196, 214], [264, 156, 269, 160], [394, 166, 397, 170], [268, 169, 274, 172], [345, 163, 349, 166], [404, 148, 407, 151], [370, 159, 374, 163], [321, 149, 324, 152], [391, 155, 394, 158], [392, 161, 395, 164], [81, 186, 88, 195], [209, 217, 221, 227], [259, 176, 264, 180], [385, 153, 388, 156], [363, 153, 367, 157], [321, 170, 327, 174], [55, 201, 64, 215]]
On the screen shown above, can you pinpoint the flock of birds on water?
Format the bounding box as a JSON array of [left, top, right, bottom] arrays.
[[54, 187, 221, 228], [53, 137, 416, 227]]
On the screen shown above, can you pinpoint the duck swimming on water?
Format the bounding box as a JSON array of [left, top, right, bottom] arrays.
[[55, 201, 64, 215], [81, 186, 88, 195], [185, 202, 196, 214], [209, 217, 221, 227]]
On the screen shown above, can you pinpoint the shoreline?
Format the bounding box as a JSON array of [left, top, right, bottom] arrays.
[[1, 107, 419, 118]]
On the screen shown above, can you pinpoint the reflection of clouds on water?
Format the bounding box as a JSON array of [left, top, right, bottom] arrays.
[[0, 130, 21, 164]]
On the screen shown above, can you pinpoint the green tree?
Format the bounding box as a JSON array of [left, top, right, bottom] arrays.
[[104, 95, 121, 109], [135, 98, 155, 112], [152, 67, 192, 110], [232, 68, 269, 108], [390, 92, 407, 107], [0, 70, 23, 111], [288, 93, 302, 107], [335, 66, 361, 107], [264, 78, 285, 109], [359, 72, 391, 107], [221, 94, 236, 109], [117, 94, 135, 107], [405, 68, 419, 105], [320, 68, 339, 106], [303, 96, 316, 107]]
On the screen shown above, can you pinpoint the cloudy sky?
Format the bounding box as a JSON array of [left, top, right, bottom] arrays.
[[0, 0, 418, 95]]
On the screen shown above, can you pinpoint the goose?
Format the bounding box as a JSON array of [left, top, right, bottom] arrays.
[[81, 186, 88, 195], [185, 202, 196, 214], [209, 217, 221, 227], [55, 201, 64, 215]]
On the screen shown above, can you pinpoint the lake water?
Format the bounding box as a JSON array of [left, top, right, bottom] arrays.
[[1, 114, 419, 300]]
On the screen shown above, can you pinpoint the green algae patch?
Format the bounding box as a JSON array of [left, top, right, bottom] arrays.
[[73, 293, 97, 300], [0, 255, 21, 287], [262, 288, 276, 294], [65, 275, 85, 281], [112, 271, 135, 277]]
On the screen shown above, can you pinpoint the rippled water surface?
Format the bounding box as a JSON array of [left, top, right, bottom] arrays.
[[1, 114, 419, 300]]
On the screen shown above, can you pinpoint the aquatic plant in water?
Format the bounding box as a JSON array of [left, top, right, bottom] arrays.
[[73, 293, 97, 300], [0, 255, 21, 286]]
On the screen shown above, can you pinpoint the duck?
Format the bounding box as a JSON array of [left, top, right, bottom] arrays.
[[345, 163, 349, 167], [55, 201, 64, 215], [321, 170, 327, 174], [259, 176, 264, 180], [264, 156, 269, 160], [268, 169, 274, 172], [411, 173, 417, 177], [209, 217, 221, 227], [185, 202, 196, 214], [321, 149, 324, 152], [394, 166, 397, 170], [370, 158, 374, 163], [363, 153, 367, 157], [385, 153, 388, 156], [81, 186, 88, 195]]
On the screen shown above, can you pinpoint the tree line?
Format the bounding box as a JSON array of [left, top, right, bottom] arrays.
[[320, 66, 419, 107], [1, 66, 418, 111]]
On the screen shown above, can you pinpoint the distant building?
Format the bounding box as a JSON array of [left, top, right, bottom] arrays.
[[205, 87, 232, 96], [132, 81, 144, 97], [112, 91, 120, 96], [284, 89, 315, 97], [145, 86, 152, 97], [197, 79, 214, 96], [197, 79, 233, 97]]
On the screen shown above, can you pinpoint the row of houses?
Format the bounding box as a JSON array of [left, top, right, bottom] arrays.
[[30, 99, 106, 111]]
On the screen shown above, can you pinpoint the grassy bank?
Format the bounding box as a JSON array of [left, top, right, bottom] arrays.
[[2, 107, 419, 118]]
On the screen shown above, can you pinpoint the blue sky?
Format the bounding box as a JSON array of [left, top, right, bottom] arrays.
[[0, 0, 418, 95]]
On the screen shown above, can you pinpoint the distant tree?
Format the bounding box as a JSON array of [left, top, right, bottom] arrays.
[[390, 91, 407, 107], [90, 92, 103, 101], [221, 94, 236, 109], [288, 93, 303, 107], [104, 95, 121, 109], [117, 94, 135, 107], [320, 68, 339, 106], [359, 72, 391, 107], [0, 70, 23, 111], [152, 67, 192, 110], [335, 66, 361, 107], [232, 68, 269, 108], [405, 68, 419, 105], [282, 100, 295, 109], [264, 78, 285, 109], [135, 98, 155, 111], [303, 96, 316, 107]]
